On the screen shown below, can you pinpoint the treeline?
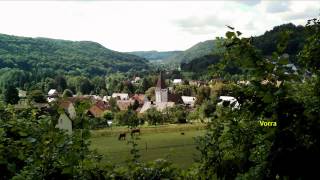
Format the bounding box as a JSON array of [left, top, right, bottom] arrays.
[[0, 69, 159, 97]]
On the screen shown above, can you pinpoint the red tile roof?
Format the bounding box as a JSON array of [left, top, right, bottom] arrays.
[[117, 100, 134, 111], [59, 100, 72, 110], [88, 105, 105, 118], [131, 94, 146, 104], [88, 101, 110, 118]]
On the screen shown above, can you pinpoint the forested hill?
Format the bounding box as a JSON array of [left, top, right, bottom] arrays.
[[0, 33, 149, 76], [181, 23, 308, 73], [164, 39, 224, 64], [127, 50, 182, 61], [251, 23, 306, 57]]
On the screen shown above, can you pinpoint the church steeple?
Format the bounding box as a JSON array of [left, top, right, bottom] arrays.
[[156, 72, 166, 89], [155, 72, 168, 102]]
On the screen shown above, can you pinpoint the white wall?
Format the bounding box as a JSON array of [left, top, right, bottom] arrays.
[[56, 113, 72, 135]]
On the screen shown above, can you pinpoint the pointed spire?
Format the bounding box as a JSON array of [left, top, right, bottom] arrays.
[[156, 72, 166, 89]]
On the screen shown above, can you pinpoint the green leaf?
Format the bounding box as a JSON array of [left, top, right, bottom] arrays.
[[266, 63, 275, 72], [262, 93, 273, 103], [279, 57, 289, 65], [18, 131, 28, 137], [236, 31, 242, 36], [26, 137, 36, 143], [226, 31, 235, 39]]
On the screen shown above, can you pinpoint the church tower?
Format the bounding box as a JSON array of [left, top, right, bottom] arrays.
[[155, 72, 168, 102]]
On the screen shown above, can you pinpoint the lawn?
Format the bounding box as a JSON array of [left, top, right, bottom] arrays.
[[90, 126, 205, 169]]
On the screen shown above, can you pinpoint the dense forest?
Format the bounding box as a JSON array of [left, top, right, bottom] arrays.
[[0, 34, 150, 93], [0, 34, 149, 75]]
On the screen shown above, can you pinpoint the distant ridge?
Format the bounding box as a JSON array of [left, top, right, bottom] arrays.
[[163, 39, 224, 64], [127, 50, 182, 61], [0, 33, 149, 76]]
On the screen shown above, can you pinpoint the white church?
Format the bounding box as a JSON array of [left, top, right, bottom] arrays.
[[140, 72, 175, 113]]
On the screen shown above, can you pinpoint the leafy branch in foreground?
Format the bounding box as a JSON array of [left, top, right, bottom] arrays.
[[196, 18, 320, 179]]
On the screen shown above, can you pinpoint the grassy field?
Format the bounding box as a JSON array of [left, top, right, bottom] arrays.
[[90, 124, 205, 169]]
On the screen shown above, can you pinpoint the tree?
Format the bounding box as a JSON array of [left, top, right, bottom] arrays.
[[195, 86, 211, 105], [167, 105, 187, 123], [109, 97, 119, 112], [28, 90, 46, 103], [3, 85, 19, 104], [54, 76, 67, 93], [103, 111, 113, 121], [145, 87, 155, 101], [0, 104, 105, 179], [174, 84, 192, 96], [115, 109, 140, 127], [91, 76, 106, 95], [62, 89, 73, 98], [196, 22, 320, 179], [143, 108, 163, 125], [44, 77, 55, 92], [79, 78, 93, 94], [129, 99, 140, 111], [123, 81, 134, 94]]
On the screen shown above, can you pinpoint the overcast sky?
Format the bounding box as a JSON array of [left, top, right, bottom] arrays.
[[0, 1, 319, 52]]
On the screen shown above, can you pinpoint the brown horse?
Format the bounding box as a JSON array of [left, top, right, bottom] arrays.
[[131, 128, 141, 136], [118, 132, 126, 140]]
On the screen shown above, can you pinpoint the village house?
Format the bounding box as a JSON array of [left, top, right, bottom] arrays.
[[18, 89, 27, 99], [117, 100, 135, 111], [131, 76, 141, 84], [56, 100, 76, 135], [68, 95, 94, 104], [181, 96, 196, 107], [102, 96, 111, 102], [112, 93, 129, 100], [173, 79, 182, 85], [16, 89, 28, 106], [82, 95, 103, 101], [217, 96, 240, 110], [87, 100, 110, 118], [131, 94, 148, 105], [48, 89, 59, 103]]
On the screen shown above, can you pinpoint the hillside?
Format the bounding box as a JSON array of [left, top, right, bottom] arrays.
[[127, 50, 182, 61], [181, 54, 221, 72], [181, 23, 308, 74], [164, 40, 224, 64], [0, 33, 149, 76], [251, 23, 306, 58]]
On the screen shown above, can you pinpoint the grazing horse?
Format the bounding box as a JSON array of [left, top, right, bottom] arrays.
[[180, 132, 185, 135], [131, 128, 141, 136], [118, 133, 126, 140]]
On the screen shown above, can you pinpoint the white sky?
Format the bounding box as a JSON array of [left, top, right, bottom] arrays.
[[0, 1, 319, 52]]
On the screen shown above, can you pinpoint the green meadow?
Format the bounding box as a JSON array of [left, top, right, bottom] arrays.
[[90, 125, 205, 169]]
